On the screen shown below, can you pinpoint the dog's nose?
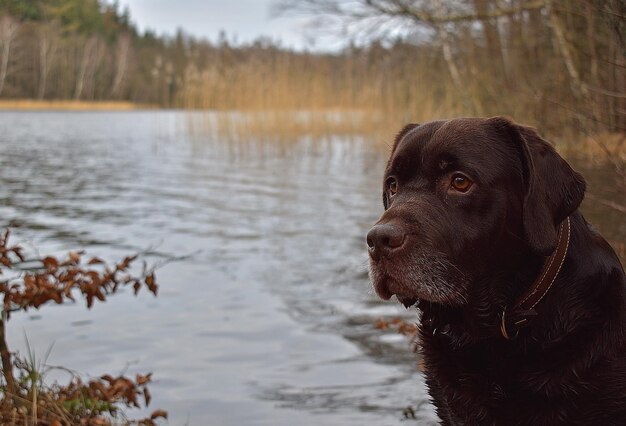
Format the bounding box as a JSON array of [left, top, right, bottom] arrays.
[[366, 223, 405, 259]]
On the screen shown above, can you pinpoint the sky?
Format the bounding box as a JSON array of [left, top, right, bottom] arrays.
[[118, 0, 332, 50]]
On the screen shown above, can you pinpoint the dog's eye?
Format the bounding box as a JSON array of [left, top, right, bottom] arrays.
[[386, 177, 398, 196], [450, 174, 473, 192]]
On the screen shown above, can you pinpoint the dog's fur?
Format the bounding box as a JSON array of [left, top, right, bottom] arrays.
[[367, 117, 626, 425]]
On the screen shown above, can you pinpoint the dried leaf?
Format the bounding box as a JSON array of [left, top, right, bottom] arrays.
[[119, 254, 138, 270], [86, 293, 94, 309], [151, 409, 168, 420], [42, 256, 59, 270], [69, 251, 81, 263], [145, 273, 158, 295], [101, 374, 114, 383], [136, 373, 152, 385], [95, 289, 105, 302], [51, 291, 63, 304], [375, 318, 388, 330]]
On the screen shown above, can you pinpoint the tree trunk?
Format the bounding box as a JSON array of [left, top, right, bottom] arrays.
[[111, 33, 131, 98], [0, 16, 18, 97], [74, 36, 98, 100], [37, 23, 60, 100], [549, 4, 589, 100], [473, 0, 507, 81], [0, 313, 17, 406], [433, 0, 483, 114], [38, 37, 48, 100]]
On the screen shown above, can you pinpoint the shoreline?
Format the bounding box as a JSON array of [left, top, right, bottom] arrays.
[[0, 99, 155, 111]]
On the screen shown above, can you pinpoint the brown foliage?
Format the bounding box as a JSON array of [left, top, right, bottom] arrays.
[[3, 363, 167, 425], [0, 230, 167, 425], [0, 230, 158, 317], [375, 317, 418, 337]]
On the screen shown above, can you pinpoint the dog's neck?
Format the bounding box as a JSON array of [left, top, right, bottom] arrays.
[[500, 217, 571, 338], [419, 217, 574, 343]]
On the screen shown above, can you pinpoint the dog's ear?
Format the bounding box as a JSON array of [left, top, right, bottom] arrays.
[[487, 116, 586, 255], [391, 123, 419, 153]]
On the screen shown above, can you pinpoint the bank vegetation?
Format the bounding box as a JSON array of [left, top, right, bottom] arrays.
[[0, 0, 623, 141]]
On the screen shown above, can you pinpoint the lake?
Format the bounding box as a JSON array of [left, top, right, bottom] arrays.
[[0, 111, 623, 425]]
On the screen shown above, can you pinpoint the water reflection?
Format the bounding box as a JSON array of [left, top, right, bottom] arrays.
[[0, 111, 622, 425], [0, 112, 436, 425]]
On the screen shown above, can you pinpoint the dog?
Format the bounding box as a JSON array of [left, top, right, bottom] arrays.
[[367, 117, 626, 425]]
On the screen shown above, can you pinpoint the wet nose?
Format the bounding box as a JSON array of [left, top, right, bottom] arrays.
[[366, 223, 405, 259]]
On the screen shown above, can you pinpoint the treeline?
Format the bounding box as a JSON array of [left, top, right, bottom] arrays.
[[0, 0, 624, 135], [0, 0, 173, 104]]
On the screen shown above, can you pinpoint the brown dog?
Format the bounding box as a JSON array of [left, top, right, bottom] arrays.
[[367, 117, 626, 425]]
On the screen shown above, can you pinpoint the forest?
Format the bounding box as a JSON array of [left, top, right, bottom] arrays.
[[0, 0, 624, 137]]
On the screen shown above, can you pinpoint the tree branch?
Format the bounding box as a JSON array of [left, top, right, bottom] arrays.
[[277, 0, 549, 25]]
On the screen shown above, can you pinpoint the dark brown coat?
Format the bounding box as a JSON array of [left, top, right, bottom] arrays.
[[367, 117, 626, 425]]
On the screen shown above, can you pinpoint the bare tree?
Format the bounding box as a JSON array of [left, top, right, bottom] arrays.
[[0, 15, 18, 97], [74, 35, 104, 100], [37, 21, 60, 100], [110, 32, 132, 98], [548, 2, 590, 100], [273, 0, 548, 111], [274, 0, 625, 133], [472, 0, 507, 80], [274, 0, 548, 29]]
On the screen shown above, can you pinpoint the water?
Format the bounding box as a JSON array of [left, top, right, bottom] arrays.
[[0, 111, 622, 425], [0, 111, 436, 425]]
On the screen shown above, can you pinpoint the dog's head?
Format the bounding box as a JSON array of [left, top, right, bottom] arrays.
[[367, 117, 586, 307]]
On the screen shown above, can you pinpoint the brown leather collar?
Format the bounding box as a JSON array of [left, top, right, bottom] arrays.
[[500, 217, 571, 339]]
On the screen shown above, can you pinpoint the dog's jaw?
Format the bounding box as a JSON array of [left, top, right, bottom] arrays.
[[368, 250, 469, 307]]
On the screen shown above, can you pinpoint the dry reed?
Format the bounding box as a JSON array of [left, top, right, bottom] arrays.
[[0, 100, 154, 111]]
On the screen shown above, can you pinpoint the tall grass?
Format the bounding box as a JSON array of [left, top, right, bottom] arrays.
[[176, 43, 605, 145], [179, 48, 466, 121]]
